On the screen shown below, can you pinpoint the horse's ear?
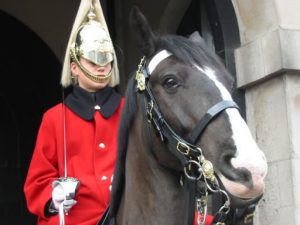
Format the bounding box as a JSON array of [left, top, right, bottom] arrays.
[[129, 6, 156, 56], [189, 31, 206, 44], [189, 31, 213, 52]]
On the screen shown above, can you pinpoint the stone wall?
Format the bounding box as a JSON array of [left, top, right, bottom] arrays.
[[233, 0, 300, 224]]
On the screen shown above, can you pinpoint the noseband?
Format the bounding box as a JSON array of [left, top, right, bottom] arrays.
[[135, 51, 240, 225]]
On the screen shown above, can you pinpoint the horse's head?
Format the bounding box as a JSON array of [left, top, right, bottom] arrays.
[[129, 7, 268, 209]]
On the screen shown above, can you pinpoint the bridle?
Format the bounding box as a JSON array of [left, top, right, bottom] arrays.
[[135, 50, 240, 225]]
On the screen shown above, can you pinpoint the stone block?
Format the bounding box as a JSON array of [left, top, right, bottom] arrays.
[[285, 75, 300, 158], [292, 158, 300, 206], [257, 160, 295, 225], [274, 0, 300, 30], [280, 30, 300, 70], [231, 0, 278, 44], [235, 29, 300, 88], [246, 76, 291, 162]]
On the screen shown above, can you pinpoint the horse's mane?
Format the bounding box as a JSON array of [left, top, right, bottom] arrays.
[[109, 34, 233, 216], [110, 75, 136, 215]]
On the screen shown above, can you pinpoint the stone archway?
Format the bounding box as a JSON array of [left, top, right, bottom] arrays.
[[0, 10, 61, 224]]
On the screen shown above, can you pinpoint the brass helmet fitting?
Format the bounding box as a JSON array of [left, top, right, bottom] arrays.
[[70, 8, 114, 83], [61, 0, 119, 88]]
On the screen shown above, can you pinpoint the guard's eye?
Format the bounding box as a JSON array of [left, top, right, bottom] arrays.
[[162, 76, 181, 90]]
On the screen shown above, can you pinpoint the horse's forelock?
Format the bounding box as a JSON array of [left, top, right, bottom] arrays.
[[156, 35, 234, 90]]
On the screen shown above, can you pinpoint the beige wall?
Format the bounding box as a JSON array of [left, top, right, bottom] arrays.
[[233, 0, 300, 224]]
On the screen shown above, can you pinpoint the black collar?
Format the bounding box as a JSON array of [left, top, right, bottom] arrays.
[[64, 85, 122, 120]]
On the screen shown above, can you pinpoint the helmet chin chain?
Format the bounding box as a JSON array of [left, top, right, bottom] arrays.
[[70, 48, 112, 83]]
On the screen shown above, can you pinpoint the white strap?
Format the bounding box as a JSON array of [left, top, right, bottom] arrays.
[[148, 50, 172, 74]]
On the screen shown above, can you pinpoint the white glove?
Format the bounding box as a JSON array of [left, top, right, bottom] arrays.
[[52, 184, 77, 212], [52, 184, 65, 210]]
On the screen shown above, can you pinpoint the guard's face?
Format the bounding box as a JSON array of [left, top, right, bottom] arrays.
[[71, 58, 112, 92]]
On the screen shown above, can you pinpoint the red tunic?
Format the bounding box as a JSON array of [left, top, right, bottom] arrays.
[[24, 98, 124, 225]]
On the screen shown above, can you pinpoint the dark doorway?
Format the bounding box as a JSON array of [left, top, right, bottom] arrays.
[[0, 10, 61, 224], [177, 0, 245, 118]]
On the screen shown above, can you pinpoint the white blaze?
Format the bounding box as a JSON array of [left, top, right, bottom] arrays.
[[195, 66, 268, 198]]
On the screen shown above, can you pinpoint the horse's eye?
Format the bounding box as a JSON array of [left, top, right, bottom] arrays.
[[162, 77, 180, 90]]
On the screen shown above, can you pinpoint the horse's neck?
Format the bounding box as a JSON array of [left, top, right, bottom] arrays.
[[117, 120, 187, 225]]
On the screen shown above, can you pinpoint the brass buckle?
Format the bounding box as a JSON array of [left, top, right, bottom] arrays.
[[136, 71, 145, 91], [244, 213, 255, 223], [147, 101, 154, 122], [135, 56, 146, 91], [176, 142, 190, 155], [201, 159, 216, 182]]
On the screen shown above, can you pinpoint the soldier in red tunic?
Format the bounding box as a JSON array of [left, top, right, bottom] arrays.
[[24, 1, 124, 225]]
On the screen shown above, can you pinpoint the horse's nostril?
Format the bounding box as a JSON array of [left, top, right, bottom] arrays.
[[217, 151, 253, 189], [220, 150, 236, 164], [224, 154, 233, 163]]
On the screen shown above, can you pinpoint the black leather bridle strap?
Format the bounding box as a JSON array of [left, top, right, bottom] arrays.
[[140, 86, 199, 225], [142, 85, 203, 225], [233, 203, 257, 225], [188, 100, 239, 144], [144, 84, 201, 166], [186, 180, 197, 225], [136, 55, 242, 225]]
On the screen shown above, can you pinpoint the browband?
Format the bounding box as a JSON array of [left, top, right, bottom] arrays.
[[148, 50, 172, 74]]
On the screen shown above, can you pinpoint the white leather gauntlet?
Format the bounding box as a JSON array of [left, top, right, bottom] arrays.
[[51, 185, 78, 212], [51, 178, 80, 213]]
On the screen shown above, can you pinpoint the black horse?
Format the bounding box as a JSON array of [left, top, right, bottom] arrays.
[[107, 7, 268, 225]]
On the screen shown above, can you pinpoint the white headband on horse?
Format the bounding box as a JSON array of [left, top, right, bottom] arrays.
[[148, 50, 172, 74]]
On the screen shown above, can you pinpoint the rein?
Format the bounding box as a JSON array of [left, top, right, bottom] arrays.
[[135, 52, 239, 225]]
